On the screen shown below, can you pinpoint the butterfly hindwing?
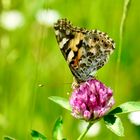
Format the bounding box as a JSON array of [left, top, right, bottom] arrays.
[[54, 18, 115, 83]]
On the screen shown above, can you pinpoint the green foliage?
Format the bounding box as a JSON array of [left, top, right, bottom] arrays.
[[30, 117, 65, 140], [104, 115, 124, 137], [104, 101, 140, 137], [31, 130, 48, 140], [4, 98, 140, 139], [110, 101, 140, 115], [52, 117, 63, 140], [3, 136, 16, 140], [48, 96, 72, 111], [49, 97, 140, 138]]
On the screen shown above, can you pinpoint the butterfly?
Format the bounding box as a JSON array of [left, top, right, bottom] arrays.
[[54, 18, 115, 84]]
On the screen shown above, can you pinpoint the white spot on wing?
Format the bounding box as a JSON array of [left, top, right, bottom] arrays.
[[67, 50, 74, 62], [59, 38, 69, 49]]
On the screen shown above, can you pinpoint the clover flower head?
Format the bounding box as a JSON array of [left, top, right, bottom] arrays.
[[70, 79, 115, 121]]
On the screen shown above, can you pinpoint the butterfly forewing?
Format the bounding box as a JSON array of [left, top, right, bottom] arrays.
[[54, 18, 115, 83]]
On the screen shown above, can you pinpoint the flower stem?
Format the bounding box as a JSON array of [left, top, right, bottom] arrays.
[[77, 122, 93, 140], [115, 0, 131, 92]]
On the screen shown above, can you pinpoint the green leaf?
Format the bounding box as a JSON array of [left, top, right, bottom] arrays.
[[104, 115, 124, 137], [52, 116, 63, 140], [109, 101, 140, 115], [3, 136, 16, 140], [31, 130, 48, 140], [48, 96, 72, 111]]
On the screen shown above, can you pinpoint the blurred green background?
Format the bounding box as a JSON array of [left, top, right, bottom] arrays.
[[0, 0, 140, 139]]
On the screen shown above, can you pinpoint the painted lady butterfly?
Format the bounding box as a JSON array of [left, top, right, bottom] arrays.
[[54, 18, 115, 83]]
